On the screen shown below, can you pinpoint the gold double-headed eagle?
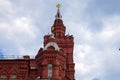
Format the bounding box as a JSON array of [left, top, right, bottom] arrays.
[[56, 3, 61, 9]]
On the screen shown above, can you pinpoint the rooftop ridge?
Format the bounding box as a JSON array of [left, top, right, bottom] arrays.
[[0, 55, 35, 59]]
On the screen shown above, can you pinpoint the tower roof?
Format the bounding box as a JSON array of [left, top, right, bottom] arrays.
[[55, 3, 62, 20]]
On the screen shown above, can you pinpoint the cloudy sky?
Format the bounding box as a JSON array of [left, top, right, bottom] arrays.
[[0, 0, 120, 80]]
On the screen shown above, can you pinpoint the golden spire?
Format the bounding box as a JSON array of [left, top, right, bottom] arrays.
[[56, 3, 61, 9], [55, 3, 62, 19]]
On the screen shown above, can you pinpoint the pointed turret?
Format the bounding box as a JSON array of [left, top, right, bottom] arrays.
[[51, 4, 66, 38], [55, 3, 62, 19]]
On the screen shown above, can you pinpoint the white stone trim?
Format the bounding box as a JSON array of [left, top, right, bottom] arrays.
[[43, 42, 60, 51]]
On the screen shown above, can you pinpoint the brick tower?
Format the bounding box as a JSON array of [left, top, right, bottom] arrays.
[[36, 4, 75, 80]]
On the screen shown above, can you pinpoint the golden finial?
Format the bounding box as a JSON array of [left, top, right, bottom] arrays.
[[56, 3, 61, 9]]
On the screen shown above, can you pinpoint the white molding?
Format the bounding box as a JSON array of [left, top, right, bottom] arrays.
[[43, 42, 60, 51]]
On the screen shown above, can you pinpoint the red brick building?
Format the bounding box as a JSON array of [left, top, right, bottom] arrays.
[[0, 4, 75, 80]]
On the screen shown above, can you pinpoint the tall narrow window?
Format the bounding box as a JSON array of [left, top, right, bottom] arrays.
[[48, 64, 52, 77], [10, 74, 16, 80], [0, 75, 7, 80]]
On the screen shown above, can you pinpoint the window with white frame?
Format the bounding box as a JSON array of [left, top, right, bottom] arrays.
[[10, 74, 16, 80], [0, 75, 7, 80], [48, 64, 52, 77]]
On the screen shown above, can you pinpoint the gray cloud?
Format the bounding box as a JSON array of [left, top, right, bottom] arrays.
[[73, 14, 120, 80]]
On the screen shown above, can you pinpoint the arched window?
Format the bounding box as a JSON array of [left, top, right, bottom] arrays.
[[48, 64, 52, 77], [0, 74, 7, 80], [10, 74, 16, 80]]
